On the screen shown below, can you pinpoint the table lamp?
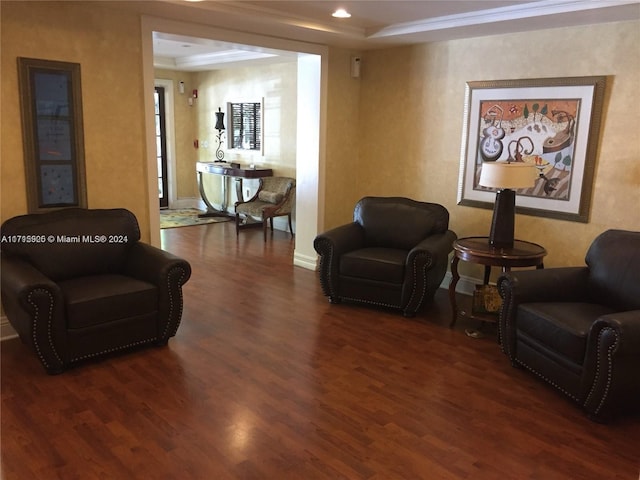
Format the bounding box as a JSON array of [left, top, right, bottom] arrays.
[[479, 161, 537, 249]]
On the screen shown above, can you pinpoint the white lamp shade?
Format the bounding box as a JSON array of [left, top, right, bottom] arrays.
[[479, 162, 537, 189]]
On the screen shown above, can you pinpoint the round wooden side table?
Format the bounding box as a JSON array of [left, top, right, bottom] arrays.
[[449, 237, 547, 328]]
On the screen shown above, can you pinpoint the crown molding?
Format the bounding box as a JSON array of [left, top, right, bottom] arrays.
[[367, 0, 640, 39]]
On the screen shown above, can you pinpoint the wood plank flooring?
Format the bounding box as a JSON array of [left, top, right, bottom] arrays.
[[2, 221, 639, 479]]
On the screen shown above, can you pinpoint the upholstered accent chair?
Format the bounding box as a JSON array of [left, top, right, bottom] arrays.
[[1, 208, 191, 374], [235, 176, 295, 241], [314, 197, 457, 317], [498, 229, 640, 422]]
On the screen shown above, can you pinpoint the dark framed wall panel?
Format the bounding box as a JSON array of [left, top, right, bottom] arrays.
[[18, 57, 87, 212], [228, 101, 262, 151]]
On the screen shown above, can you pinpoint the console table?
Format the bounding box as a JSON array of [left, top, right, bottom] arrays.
[[449, 237, 547, 328], [196, 162, 272, 217]]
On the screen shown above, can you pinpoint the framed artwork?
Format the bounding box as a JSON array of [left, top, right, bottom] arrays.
[[18, 57, 87, 213], [457, 76, 606, 222]]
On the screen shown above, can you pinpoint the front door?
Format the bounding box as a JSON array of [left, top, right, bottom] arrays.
[[155, 86, 169, 209]]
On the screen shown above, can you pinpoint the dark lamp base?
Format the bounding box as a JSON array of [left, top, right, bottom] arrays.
[[489, 189, 515, 249]]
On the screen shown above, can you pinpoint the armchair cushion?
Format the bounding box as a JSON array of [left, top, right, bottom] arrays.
[[60, 274, 158, 330], [1, 208, 139, 281], [355, 197, 447, 250], [258, 190, 284, 204], [586, 230, 640, 310], [340, 247, 407, 284]]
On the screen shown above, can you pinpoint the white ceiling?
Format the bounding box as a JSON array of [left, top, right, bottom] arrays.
[[147, 0, 640, 71]]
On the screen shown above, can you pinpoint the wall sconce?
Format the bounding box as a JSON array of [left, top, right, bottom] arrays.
[[214, 107, 225, 162], [479, 161, 537, 248]]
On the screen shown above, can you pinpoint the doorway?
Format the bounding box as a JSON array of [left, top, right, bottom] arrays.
[[142, 18, 325, 269]]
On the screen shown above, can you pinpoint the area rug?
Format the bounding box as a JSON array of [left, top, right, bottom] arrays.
[[160, 208, 231, 229]]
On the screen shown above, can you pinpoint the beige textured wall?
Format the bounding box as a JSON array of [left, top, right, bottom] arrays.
[[154, 69, 199, 199], [353, 21, 640, 277], [194, 61, 298, 206], [1, 1, 151, 240], [2, 0, 638, 276], [323, 47, 363, 227]]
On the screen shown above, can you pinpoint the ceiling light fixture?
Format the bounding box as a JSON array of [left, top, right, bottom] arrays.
[[332, 8, 351, 19]]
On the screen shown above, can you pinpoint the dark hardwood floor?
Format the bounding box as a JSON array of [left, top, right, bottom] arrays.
[[2, 221, 639, 479]]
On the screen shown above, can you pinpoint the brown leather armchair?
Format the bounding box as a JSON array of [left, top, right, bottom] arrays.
[[498, 229, 640, 422], [1, 208, 191, 374], [314, 197, 456, 317]]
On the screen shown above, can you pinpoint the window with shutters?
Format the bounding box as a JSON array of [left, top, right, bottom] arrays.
[[228, 102, 262, 151]]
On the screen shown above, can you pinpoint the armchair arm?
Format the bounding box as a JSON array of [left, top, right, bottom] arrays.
[[124, 243, 190, 285], [402, 230, 457, 315], [314, 223, 364, 255], [313, 223, 365, 300], [594, 310, 640, 353], [408, 230, 457, 266], [1, 253, 66, 373], [583, 310, 640, 419], [498, 267, 591, 304], [497, 267, 590, 358], [124, 243, 192, 342]]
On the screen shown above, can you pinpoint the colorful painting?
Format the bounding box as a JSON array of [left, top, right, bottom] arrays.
[[458, 77, 606, 223]]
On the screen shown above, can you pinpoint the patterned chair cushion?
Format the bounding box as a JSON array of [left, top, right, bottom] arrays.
[[258, 191, 284, 204]]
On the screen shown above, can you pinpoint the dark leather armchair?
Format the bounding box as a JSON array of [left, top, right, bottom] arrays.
[[498, 229, 640, 421], [1, 208, 191, 374], [314, 197, 456, 317]]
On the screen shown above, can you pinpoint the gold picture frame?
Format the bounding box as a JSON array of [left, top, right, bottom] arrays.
[[457, 76, 606, 223]]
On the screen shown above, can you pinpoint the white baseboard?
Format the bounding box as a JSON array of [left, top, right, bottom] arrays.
[[441, 271, 478, 296], [1, 316, 18, 341], [294, 251, 318, 270], [170, 197, 201, 210]]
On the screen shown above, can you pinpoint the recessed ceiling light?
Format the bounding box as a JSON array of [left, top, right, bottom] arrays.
[[332, 8, 351, 19]]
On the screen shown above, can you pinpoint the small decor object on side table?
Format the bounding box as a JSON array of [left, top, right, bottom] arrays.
[[472, 284, 502, 316]]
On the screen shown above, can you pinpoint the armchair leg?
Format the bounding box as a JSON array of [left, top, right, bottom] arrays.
[[288, 214, 293, 236], [235, 214, 241, 236], [263, 219, 268, 242]]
